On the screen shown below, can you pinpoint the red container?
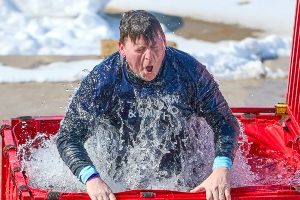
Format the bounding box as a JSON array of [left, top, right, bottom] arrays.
[[1, 111, 300, 200], [2, 0, 300, 199]]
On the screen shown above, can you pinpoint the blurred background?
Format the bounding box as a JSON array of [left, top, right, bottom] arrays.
[[0, 0, 295, 121]]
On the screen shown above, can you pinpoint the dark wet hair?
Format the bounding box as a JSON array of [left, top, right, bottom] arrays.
[[119, 10, 164, 45]]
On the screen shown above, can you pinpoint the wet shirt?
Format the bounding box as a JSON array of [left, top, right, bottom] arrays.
[[56, 47, 240, 188]]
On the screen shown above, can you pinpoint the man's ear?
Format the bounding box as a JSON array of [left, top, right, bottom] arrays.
[[163, 35, 167, 47], [157, 33, 167, 48], [118, 41, 126, 57]]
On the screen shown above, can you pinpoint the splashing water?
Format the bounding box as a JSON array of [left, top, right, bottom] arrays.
[[19, 116, 216, 192], [18, 134, 86, 192], [19, 122, 299, 192], [18, 94, 299, 192], [87, 115, 216, 191]]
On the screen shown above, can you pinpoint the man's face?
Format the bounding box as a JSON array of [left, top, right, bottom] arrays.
[[118, 33, 166, 81]]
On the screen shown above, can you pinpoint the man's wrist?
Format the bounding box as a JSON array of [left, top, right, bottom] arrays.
[[78, 166, 100, 184], [212, 156, 232, 170], [86, 173, 100, 182]]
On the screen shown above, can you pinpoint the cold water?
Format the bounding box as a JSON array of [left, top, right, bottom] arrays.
[[17, 115, 299, 193]]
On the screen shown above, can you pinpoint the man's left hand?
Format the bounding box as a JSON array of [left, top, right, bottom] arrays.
[[190, 167, 231, 200]]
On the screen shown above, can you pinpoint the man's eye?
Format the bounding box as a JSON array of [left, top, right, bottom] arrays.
[[136, 48, 145, 52]]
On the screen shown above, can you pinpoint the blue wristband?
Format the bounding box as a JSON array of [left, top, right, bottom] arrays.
[[212, 156, 232, 170], [78, 166, 99, 184], [86, 173, 100, 182]]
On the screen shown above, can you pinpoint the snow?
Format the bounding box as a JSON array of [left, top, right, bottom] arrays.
[[0, 0, 295, 82]]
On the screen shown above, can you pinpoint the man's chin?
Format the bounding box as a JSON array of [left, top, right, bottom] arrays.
[[142, 74, 156, 82]]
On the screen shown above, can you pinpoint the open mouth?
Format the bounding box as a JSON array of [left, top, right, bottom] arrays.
[[146, 66, 153, 72]]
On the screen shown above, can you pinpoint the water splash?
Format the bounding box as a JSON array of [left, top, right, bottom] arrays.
[[19, 134, 86, 192], [19, 120, 299, 192], [19, 116, 215, 192], [18, 93, 299, 192]]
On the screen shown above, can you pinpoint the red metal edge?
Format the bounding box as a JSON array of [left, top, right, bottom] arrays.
[[288, 107, 300, 138], [10, 115, 65, 121], [114, 187, 300, 199], [1, 120, 31, 200], [287, 0, 300, 129], [230, 107, 276, 114], [31, 115, 65, 120], [26, 187, 300, 200]]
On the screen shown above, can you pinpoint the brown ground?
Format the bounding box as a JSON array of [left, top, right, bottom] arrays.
[[173, 17, 262, 42]]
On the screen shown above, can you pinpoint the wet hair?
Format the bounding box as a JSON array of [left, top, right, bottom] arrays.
[[119, 10, 165, 45]]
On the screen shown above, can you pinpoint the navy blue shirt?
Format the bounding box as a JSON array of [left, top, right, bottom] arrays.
[[56, 46, 239, 188]]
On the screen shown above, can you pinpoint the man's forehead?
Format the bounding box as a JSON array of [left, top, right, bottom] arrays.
[[126, 35, 162, 45]]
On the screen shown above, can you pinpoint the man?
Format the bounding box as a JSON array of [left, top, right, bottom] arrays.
[[56, 10, 240, 200]]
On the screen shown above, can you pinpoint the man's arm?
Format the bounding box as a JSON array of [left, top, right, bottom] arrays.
[[56, 68, 117, 200], [191, 61, 240, 200], [192, 61, 239, 163], [56, 73, 97, 177]]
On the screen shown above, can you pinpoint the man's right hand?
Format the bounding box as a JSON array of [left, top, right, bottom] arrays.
[[86, 177, 116, 200]]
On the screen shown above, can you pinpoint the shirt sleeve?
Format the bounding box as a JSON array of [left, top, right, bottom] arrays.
[[192, 60, 240, 161], [78, 166, 100, 184], [212, 156, 232, 170], [56, 72, 98, 178]]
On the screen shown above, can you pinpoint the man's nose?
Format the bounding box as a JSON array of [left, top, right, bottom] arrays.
[[145, 48, 152, 60]]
